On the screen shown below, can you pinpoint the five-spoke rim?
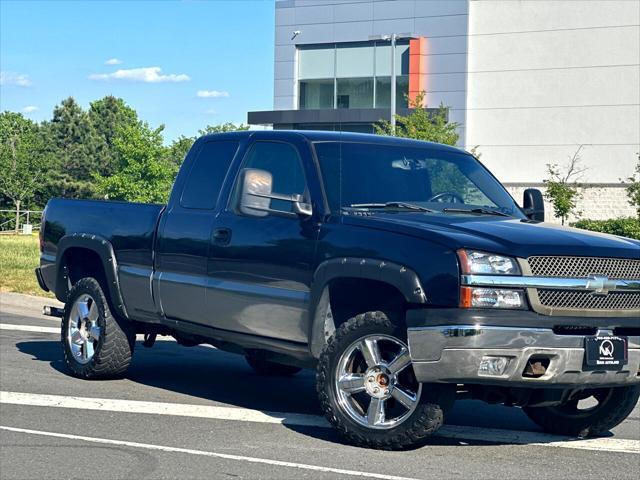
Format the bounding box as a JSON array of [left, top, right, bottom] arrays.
[[66, 294, 101, 364], [335, 334, 421, 430]]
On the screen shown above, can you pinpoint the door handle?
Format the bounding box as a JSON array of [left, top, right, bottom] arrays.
[[212, 227, 232, 245]]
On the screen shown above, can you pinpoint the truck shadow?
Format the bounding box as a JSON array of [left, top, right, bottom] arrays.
[[16, 338, 580, 450]]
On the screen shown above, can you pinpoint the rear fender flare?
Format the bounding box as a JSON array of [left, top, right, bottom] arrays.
[[308, 257, 426, 358], [55, 234, 129, 319]]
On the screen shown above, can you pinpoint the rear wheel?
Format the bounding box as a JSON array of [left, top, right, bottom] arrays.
[[524, 386, 640, 437], [317, 311, 449, 450], [61, 277, 135, 379]]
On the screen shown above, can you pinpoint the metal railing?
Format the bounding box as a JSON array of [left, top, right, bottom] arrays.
[[0, 209, 43, 234]]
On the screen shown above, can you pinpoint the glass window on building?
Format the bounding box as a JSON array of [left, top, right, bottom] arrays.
[[297, 41, 410, 110], [375, 76, 409, 109], [300, 79, 334, 109]]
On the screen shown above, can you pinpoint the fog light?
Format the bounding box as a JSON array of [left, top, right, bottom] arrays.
[[478, 356, 510, 376]]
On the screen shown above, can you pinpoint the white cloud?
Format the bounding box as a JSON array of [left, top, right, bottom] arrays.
[[104, 58, 122, 65], [88, 67, 190, 83], [197, 90, 230, 98], [22, 106, 38, 114], [0, 72, 32, 87]]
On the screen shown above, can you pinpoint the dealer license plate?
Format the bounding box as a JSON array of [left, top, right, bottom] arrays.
[[584, 336, 628, 370]]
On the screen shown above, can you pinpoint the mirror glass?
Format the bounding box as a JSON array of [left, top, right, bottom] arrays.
[[239, 168, 272, 217]]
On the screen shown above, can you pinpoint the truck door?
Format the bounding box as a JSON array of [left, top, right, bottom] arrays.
[[154, 139, 240, 324], [206, 138, 320, 343]]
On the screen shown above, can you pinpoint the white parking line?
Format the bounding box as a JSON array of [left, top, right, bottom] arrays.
[[0, 324, 59, 334], [0, 425, 418, 480], [1, 391, 638, 454], [0, 391, 329, 428], [0, 323, 183, 343]]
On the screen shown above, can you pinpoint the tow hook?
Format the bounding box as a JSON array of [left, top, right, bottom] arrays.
[[143, 333, 157, 348]]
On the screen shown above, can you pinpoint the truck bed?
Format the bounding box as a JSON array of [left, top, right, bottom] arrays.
[[40, 198, 165, 318]]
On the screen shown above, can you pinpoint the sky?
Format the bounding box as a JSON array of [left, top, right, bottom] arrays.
[[0, 0, 275, 142]]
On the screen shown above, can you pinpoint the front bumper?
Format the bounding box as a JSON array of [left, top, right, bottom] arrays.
[[408, 320, 640, 388]]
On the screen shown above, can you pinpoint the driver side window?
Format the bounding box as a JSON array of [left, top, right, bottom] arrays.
[[234, 141, 307, 214]]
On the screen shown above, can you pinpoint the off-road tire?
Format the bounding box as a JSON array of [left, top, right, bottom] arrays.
[[61, 277, 135, 379], [317, 311, 447, 450], [524, 385, 640, 437], [245, 352, 302, 376]]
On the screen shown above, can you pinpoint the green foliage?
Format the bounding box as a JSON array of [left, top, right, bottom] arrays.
[[543, 146, 586, 225], [374, 92, 460, 146], [168, 135, 195, 166], [95, 122, 177, 204], [198, 122, 249, 136], [572, 218, 640, 240], [0, 112, 48, 210], [88, 96, 138, 175], [625, 153, 640, 218], [46, 97, 105, 199], [0, 94, 252, 212]]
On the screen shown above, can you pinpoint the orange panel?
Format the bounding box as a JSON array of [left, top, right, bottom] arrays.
[[408, 37, 427, 106]]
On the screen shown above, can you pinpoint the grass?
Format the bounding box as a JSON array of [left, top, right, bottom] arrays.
[[0, 234, 54, 297]]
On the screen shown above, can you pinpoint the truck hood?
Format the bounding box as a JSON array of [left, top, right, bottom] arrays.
[[343, 213, 640, 259]]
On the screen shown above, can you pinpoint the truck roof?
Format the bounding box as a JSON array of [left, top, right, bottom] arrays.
[[198, 130, 467, 155]]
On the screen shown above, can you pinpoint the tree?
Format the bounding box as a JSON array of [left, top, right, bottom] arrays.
[[47, 97, 103, 199], [88, 96, 138, 175], [625, 153, 640, 218], [374, 92, 460, 146], [543, 146, 587, 225], [95, 122, 176, 203], [0, 112, 46, 232], [167, 135, 195, 166], [198, 122, 249, 136]]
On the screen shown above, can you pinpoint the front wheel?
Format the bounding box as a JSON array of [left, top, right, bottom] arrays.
[[524, 386, 640, 437], [317, 311, 449, 450], [61, 277, 135, 379]]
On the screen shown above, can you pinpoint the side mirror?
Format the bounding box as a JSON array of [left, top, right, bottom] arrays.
[[239, 168, 272, 217], [522, 188, 545, 222], [239, 168, 312, 218]]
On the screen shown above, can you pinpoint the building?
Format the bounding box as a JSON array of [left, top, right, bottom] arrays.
[[248, 0, 640, 222]]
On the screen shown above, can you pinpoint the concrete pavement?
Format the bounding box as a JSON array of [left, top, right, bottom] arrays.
[[1, 292, 638, 479]]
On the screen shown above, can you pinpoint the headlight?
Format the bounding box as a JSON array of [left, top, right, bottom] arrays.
[[458, 249, 520, 275]]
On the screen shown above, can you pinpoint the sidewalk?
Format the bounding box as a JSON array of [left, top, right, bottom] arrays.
[[0, 291, 63, 314]]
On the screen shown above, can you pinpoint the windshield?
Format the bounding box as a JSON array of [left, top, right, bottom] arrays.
[[313, 141, 524, 218]]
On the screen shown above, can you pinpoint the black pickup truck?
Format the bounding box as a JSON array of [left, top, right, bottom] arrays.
[[37, 130, 639, 449]]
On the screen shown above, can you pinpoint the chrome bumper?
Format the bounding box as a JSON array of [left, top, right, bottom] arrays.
[[408, 325, 640, 387]]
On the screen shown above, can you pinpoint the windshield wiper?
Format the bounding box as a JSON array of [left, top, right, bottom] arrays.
[[442, 207, 511, 217], [348, 202, 435, 213]]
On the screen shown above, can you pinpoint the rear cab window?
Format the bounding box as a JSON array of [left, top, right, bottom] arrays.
[[180, 140, 239, 210]]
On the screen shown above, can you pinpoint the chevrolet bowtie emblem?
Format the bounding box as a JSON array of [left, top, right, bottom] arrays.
[[585, 275, 617, 295]]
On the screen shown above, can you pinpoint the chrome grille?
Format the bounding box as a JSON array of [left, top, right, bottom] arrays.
[[528, 256, 640, 280], [537, 289, 640, 310]]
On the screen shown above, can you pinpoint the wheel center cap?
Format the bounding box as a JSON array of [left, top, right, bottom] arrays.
[[364, 367, 393, 399]]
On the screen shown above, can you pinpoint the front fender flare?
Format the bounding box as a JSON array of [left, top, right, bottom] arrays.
[[308, 257, 426, 358]]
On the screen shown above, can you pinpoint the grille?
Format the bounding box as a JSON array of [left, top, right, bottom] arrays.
[[528, 256, 640, 280], [537, 289, 640, 310]]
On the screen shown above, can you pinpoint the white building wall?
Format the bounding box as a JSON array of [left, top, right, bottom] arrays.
[[466, 0, 639, 220], [274, 0, 470, 133]]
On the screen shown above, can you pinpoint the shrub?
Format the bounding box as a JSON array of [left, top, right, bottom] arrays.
[[572, 218, 640, 240]]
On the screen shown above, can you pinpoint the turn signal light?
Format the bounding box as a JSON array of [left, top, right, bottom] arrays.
[[460, 286, 525, 309]]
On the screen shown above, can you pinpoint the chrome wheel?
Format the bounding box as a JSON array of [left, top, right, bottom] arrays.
[[335, 334, 421, 430], [66, 294, 101, 364]]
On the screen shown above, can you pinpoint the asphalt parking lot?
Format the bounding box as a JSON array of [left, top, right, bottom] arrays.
[[1, 292, 638, 479]]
